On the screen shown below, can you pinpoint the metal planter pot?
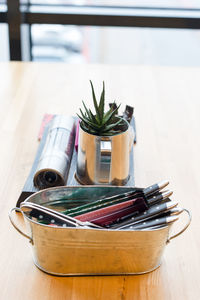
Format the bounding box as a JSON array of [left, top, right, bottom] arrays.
[[9, 186, 190, 276], [76, 118, 133, 185]]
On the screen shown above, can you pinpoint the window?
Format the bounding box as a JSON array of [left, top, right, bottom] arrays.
[[3, 0, 200, 64]]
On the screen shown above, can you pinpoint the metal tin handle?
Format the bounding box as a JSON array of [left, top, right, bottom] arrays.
[[167, 208, 191, 243], [9, 207, 33, 244]]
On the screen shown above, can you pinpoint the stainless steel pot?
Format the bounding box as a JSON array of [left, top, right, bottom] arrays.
[[76, 118, 134, 185], [9, 186, 191, 276]]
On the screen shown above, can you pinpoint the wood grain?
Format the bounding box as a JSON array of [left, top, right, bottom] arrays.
[[0, 62, 199, 300]]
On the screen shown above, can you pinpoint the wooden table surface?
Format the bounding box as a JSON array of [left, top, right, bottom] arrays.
[[0, 62, 199, 300]]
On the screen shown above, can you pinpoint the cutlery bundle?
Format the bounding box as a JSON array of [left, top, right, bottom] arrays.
[[21, 180, 183, 230]]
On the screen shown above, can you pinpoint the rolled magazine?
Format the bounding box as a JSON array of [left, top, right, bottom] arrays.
[[33, 115, 76, 189]]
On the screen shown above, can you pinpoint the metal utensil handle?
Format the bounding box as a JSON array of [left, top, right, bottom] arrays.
[[21, 202, 102, 229], [167, 208, 191, 243], [9, 207, 33, 244]]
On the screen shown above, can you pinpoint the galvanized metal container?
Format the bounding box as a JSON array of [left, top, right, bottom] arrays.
[[9, 186, 190, 276]]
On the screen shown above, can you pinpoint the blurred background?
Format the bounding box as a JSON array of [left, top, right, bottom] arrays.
[[1, 0, 200, 65]]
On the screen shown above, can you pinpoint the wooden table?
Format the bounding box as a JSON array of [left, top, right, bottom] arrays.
[[0, 62, 199, 300]]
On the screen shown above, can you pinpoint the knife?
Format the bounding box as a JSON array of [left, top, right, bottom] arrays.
[[20, 202, 102, 229], [107, 196, 171, 224], [144, 180, 169, 196], [110, 200, 178, 229], [147, 190, 173, 205], [122, 215, 179, 230], [156, 207, 184, 218]]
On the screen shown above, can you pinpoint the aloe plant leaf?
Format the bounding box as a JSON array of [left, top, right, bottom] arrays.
[[79, 109, 96, 127], [85, 121, 102, 130], [81, 101, 96, 123], [88, 109, 97, 123], [77, 114, 102, 130], [109, 102, 117, 112], [100, 130, 121, 136], [104, 103, 119, 120], [77, 113, 89, 124], [79, 108, 88, 119], [82, 101, 91, 119], [79, 108, 96, 126], [110, 102, 119, 115], [90, 80, 101, 124], [102, 104, 121, 125], [80, 123, 92, 134], [102, 107, 113, 122], [81, 124, 97, 135], [81, 122, 100, 135], [102, 118, 123, 132], [99, 81, 105, 122], [80, 122, 89, 132]]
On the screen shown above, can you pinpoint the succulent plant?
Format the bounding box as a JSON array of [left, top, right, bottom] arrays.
[[77, 81, 123, 136]]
